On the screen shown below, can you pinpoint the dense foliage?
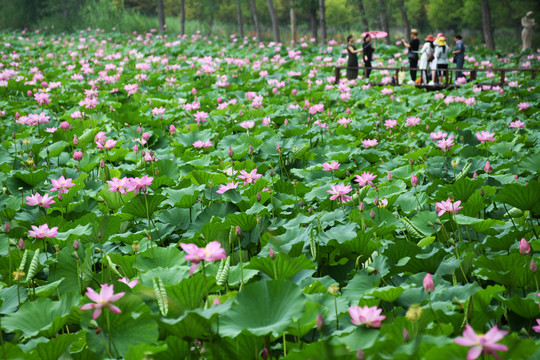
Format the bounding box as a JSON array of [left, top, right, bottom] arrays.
[[0, 29, 539, 359]]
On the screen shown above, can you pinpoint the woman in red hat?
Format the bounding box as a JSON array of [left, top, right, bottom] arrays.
[[419, 35, 435, 84]]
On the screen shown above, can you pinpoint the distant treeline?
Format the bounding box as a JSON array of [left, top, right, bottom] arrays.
[[0, 0, 538, 49]]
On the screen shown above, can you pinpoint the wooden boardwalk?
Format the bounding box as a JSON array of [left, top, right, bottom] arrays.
[[334, 66, 539, 89]]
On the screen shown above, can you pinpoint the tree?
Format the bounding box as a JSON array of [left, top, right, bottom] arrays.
[[481, 0, 495, 48], [267, 0, 280, 42], [237, 0, 244, 37], [309, 0, 318, 41], [250, 0, 262, 41], [354, 0, 370, 32], [319, 0, 327, 44], [180, 0, 185, 35], [290, 0, 297, 43], [375, 0, 390, 44], [157, 0, 166, 32], [397, 0, 410, 41]]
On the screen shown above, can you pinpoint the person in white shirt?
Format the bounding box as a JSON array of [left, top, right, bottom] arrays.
[[419, 35, 435, 84], [434, 36, 449, 83]]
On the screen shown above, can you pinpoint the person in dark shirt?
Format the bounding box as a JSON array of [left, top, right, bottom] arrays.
[[402, 29, 420, 83], [346, 34, 363, 80], [452, 34, 465, 81], [362, 34, 374, 79]]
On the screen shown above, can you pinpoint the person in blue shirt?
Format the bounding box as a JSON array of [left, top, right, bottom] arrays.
[[452, 34, 465, 81]]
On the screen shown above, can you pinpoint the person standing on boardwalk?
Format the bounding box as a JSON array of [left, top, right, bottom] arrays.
[[434, 36, 449, 83], [419, 35, 435, 84], [346, 35, 363, 80], [452, 34, 465, 81], [402, 29, 420, 84], [362, 34, 374, 79]]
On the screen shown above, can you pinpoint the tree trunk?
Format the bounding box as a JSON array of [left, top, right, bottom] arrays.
[[319, 0, 327, 45], [180, 0, 185, 35], [378, 0, 390, 45], [310, 2, 318, 41], [397, 0, 410, 41], [157, 0, 166, 32], [237, 0, 244, 38], [481, 0, 495, 49], [207, 11, 214, 36], [356, 0, 369, 32], [267, 0, 280, 43], [290, 5, 297, 44], [250, 0, 262, 41]]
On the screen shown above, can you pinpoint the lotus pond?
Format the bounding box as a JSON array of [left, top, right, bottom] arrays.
[[0, 30, 540, 359]]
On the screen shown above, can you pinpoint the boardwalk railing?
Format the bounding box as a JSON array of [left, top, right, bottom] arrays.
[[334, 66, 538, 87]]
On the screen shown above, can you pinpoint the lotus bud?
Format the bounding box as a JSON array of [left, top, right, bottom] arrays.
[[387, 172, 392, 180], [269, 247, 276, 260], [531, 260, 538, 272], [227, 146, 234, 158], [356, 348, 365, 360], [480, 189, 485, 197], [519, 238, 531, 255], [73, 151, 83, 161], [411, 174, 419, 187], [148, 100, 153, 106], [137, 125, 142, 134], [291, 89, 297, 96], [142, 132, 150, 141], [261, 348, 268, 359], [133, 144, 139, 153], [217, 97, 223, 103], [100, 159, 105, 168], [403, 328, 410, 342], [73, 135, 79, 145], [4, 222, 10, 233], [473, 172, 478, 179], [191, 87, 197, 95], [169, 124, 176, 134], [373, 198, 379, 206], [308, 207, 313, 214], [358, 202, 365, 211], [256, 192, 261, 202], [248, 145, 253, 155], [484, 161, 492, 173], [276, 144, 281, 153], [236, 225, 242, 237], [270, 168, 274, 177], [370, 209, 375, 218], [73, 240, 79, 250], [132, 241, 140, 252], [12, 132, 16, 139], [212, 297, 222, 306], [284, 119, 289, 126], [27, 90, 33, 97], [409, 158, 413, 165], [316, 313, 324, 331], [423, 273, 435, 293], [426, 124, 430, 131], [346, 170, 350, 177], [58, 193, 63, 201]]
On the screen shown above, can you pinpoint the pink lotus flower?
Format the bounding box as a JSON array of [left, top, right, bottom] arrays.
[[124, 83, 139, 95], [152, 106, 166, 117], [362, 139, 378, 148], [435, 198, 463, 217], [430, 131, 448, 141], [518, 102, 530, 111], [337, 118, 352, 127], [50, 176, 76, 194], [238, 169, 262, 185], [118, 277, 138, 288], [454, 324, 508, 360], [45, 127, 57, 133], [127, 175, 153, 193], [193, 111, 209, 125], [384, 119, 397, 129], [437, 136, 454, 152], [180, 241, 227, 274], [349, 305, 386, 328], [355, 172, 377, 187], [26, 193, 56, 208], [405, 117, 421, 127], [193, 140, 212, 149], [533, 319, 540, 333], [104, 139, 117, 150], [34, 92, 50, 106], [106, 177, 129, 195], [327, 183, 352, 203], [216, 182, 239, 194], [423, 273, 435, 293], [240, 120, 255, 130], [28, 224, 58, 239], [509, 120, 524, 129], [476, 131, 496, 144], [80, 284, 125, 320], [322, 161, 340, 171]]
